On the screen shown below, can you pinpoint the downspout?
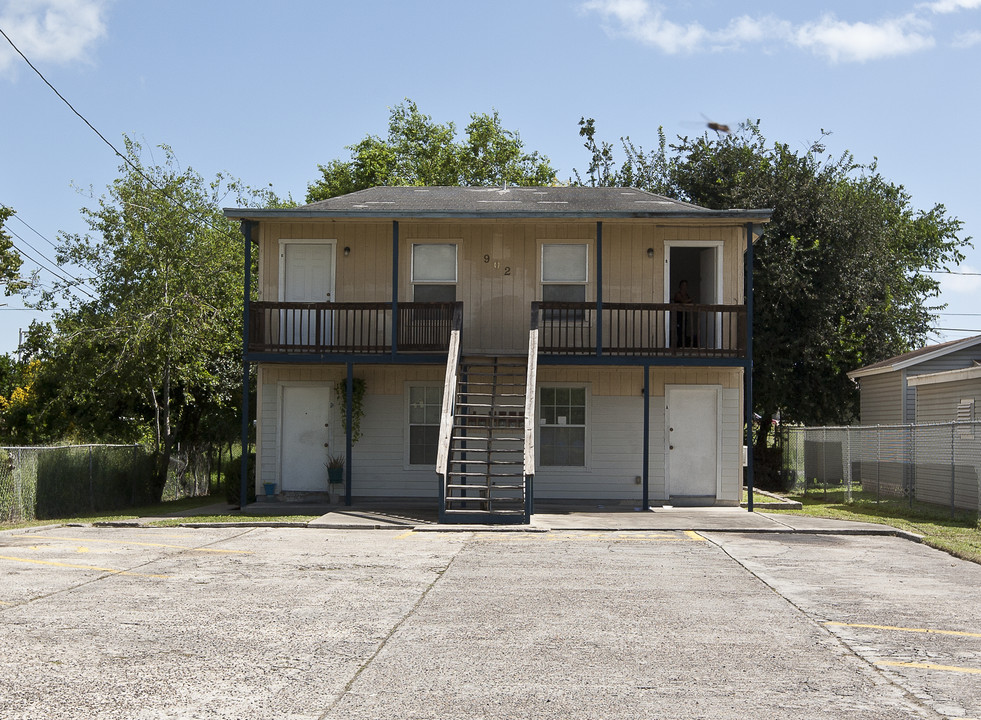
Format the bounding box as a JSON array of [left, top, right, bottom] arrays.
[[392, 220, 399, 357], [595, 221, 603, 357], [240, 220, 255, 509], [745, 223, 755, 512]]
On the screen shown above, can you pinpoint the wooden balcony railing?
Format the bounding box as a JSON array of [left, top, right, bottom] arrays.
[[248, 301, 461, 354], [533, 302, 747, 358]]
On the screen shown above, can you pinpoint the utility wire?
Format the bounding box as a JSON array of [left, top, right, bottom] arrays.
[[7, 228, 97, 300], [0, 26, 245, 255], [0, 203, 98, 295], [1, 202, 60, 251]]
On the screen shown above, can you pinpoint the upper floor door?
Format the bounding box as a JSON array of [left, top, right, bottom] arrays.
[[279, 240, 335, 347]]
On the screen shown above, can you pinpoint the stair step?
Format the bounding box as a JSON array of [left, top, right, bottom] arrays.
[[442, 508, 526, 515], [446, 484, 525, 492], [448, 471, 525, 478]]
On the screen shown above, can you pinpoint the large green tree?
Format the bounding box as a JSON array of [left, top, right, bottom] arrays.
[[576, 119, 968, 448], [306, 99, 556, 201], [20, 137, 276, 498]]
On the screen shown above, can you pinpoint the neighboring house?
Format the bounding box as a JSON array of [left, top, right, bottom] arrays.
[[225, 186, 768, 522], [847, 335, 981, 509], [848, 335, 981, 425]]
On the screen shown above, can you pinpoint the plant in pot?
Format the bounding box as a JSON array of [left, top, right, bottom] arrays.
[[326, 453, 345, 485]]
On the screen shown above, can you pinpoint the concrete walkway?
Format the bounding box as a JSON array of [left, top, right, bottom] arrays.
[[137, 498, 922, 540]]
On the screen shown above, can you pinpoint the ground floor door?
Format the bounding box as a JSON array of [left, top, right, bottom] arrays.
[[666, 386, 720, 500], [280, 384, 331, 492]]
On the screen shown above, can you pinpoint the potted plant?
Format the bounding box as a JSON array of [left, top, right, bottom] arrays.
[[326, 454, 345, 484]]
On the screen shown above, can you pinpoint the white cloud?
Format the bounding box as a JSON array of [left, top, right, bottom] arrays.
[[919, 0, 981, 14], [953, 29, 981, 46], [793, 13, 935, 63], [0, 0, 107, 77], [580, 1, 944, 62]]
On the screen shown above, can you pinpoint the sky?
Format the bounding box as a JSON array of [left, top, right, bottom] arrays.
[[1, 0, 980, 357]]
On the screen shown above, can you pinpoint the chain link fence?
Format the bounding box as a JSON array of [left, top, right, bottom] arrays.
[[0, 444, 221, 523], [780, 422, 981, 523]]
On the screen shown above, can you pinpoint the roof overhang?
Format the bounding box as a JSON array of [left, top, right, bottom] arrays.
[[848, 335, 981, 380], [907, 364, 981, 387]]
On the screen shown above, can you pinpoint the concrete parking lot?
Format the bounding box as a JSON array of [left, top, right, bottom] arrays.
[[0, 523, 978, 719]]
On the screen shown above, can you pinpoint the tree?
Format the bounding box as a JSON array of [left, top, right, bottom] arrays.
[[574, 120, 969, 452], [20, 137, 276, 499], [306, 99, 556, 201]]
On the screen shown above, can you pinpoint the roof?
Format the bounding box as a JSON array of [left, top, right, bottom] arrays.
[[847, 334, 981, 380], [224, 186, 772, 222]]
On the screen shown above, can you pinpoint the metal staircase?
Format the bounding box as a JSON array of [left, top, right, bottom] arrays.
[[439, 356, 531, 523]]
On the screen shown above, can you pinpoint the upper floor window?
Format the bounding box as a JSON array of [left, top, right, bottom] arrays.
[[412, 244, 457, 302], [541, 244, 587, 303]]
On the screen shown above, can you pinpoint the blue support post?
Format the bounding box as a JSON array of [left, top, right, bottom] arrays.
[[596, 221, 603, 358], [643, 364, 650, 509], [239, 220, 254, 509], [745, 223, 755, 512], [391, 221, 399, 357], [345, 361, 354, 506]]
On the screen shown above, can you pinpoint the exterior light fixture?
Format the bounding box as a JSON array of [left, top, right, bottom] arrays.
[[646, 248, 654, 258], [343, 246, 351, 256]]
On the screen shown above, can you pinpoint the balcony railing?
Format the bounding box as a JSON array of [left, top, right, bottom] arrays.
[[534, 302, 746, 358], [249, 301, 460, 354]]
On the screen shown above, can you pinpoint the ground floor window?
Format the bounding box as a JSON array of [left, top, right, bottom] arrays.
[[538, 386, 587, 467], [408, 385, 443, 465]]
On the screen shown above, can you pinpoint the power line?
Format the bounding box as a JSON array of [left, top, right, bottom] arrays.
[[6, 228, 97, 300], [0, 25, 246, 258], [925, 270, 981, 276], [1, 202, 60, 252]]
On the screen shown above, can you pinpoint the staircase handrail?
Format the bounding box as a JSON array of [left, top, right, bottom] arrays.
[[524, 304, 540, 476], [436, 303, 464, 477]]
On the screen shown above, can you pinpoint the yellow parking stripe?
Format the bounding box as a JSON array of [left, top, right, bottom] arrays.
[[826, 622, 981, 639], [684, 530, 706, 541], [0, 554, 168, 578], [14, 534, 251, 555], [878, 660, 981, 675]]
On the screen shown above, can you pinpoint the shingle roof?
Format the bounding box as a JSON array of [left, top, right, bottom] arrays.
[[225, 186, 771, 221], [847, 334, 981, 379]]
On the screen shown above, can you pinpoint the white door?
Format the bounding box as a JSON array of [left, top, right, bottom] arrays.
[[666, 386, 720, 499], [280, 242, 334, 346], [280, 385, 331, 492]]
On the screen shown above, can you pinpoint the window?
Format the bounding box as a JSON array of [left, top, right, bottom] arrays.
[[408, 386, 443, 465], [542, 244, 587, 322], [542, 244, 587, 303], [412, 244, 457, 302], [539, 386, 587, 467]]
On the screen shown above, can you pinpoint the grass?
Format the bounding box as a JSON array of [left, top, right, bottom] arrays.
[[752, 487, 981, 565], [1, 495, 323, 530]]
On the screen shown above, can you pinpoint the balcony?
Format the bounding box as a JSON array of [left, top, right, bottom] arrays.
[[534, 302, 747, 358], [248, 302, 460, 354]]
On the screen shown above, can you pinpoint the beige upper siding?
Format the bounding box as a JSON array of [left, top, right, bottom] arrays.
[[257, 218, 747, 355]]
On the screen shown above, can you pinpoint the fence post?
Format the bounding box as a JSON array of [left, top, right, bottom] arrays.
[[846, 428, 852, 503], [876, 426, 881, 504], [950, 422, 957, 520]]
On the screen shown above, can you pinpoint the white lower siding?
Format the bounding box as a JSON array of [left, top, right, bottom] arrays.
[[536, 395, 645, 500], [256, 363, 744, 503]]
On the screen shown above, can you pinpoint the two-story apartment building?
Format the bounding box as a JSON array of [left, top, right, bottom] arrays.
[[225, 186, 769, 522]]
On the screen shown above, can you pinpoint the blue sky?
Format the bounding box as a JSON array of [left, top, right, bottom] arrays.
[[1, 0, 979, 357]]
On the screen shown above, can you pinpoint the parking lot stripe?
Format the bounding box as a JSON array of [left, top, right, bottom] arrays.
[[0, 554, 169, 578], [13, 534, 252, 555], [878, 660, 981, 675], [684, 530, 706, 541], [826, 621, 981, 639]]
